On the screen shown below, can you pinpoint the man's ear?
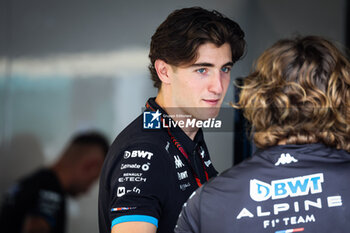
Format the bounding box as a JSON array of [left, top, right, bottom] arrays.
[[154, 59, 172, 85]]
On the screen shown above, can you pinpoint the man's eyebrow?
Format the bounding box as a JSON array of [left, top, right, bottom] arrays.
[[191, 62, 214, 67], [190, 62, 234, 67], [223, 62, 234, 67]]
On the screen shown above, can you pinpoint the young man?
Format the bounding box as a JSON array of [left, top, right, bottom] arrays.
[[0, 131, 109, 233], [175, 36, 350, 233], [98, 7, 245, 233]]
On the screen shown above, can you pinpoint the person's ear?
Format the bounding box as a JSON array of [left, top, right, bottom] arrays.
[[154, 59, 172, 85]]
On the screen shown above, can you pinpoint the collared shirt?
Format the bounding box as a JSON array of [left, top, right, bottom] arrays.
[[0, 169, 66, 233], [98, 97, 218, 233], [176, 143, 350, 233]]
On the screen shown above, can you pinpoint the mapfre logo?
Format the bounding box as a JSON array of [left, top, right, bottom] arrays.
[[250, 173, 324, 202], [124, 150, 154, 160]]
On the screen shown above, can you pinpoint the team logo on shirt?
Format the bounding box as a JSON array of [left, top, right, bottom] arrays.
[[174, 155, 185, 169], [39, 190, 62, 203], [275, 153, 298, 166], [123, 150, 154, 160], [117, 187, 126, 197], [143, 110, 161, 129], [250, 173, 324, 202], [179, 182, 191, 191], [177, 171, 188, 180], [118, 176, 147, 183], [120, 162, 150, 171], [116, 186, 141, 198], [236, 173, 343, 230]]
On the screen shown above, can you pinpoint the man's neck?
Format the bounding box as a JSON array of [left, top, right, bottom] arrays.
[[155, 95, 199, 140], [50, 161, 70, 193]]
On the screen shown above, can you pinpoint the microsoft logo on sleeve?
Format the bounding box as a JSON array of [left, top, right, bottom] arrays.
[[143, 110, 161, 129]]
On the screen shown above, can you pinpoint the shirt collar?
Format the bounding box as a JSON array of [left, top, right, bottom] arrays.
[[145, 97, 205, 154]]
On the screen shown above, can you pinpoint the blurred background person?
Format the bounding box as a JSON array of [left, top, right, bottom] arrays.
[[0, 131, 109, 233]]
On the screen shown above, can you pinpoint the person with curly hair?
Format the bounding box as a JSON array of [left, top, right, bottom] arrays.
[[176, 36, 350, 233]]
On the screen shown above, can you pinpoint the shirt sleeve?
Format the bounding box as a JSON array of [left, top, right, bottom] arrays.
[[175, 186, 203, 233], [108, 143, 168, 229]]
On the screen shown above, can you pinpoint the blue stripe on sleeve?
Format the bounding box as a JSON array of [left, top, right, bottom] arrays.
[[111, 215, 158, 229]]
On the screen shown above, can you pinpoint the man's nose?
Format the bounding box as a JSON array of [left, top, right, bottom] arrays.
[[208, 70, 223, 95]]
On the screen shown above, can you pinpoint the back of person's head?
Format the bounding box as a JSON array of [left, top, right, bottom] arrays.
[[149, 6, 246, 89], [236, 36, 350, 152]]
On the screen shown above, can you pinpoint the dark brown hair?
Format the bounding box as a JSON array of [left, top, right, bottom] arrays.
[[235, 36, 350, 152], [70, 131, 110, 156], [149, 7, 246, 89]]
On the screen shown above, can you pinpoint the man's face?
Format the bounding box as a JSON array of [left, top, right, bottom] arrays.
[[68, 146, 105, 197], [168, 42, 233, 120]]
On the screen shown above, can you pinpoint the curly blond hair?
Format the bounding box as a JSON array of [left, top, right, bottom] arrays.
[[235, 36, 350, 151]]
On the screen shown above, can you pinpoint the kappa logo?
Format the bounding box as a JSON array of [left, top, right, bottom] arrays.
[[124, 150, 154, 160], [174, 155, 185, 169], [143, 110, 161, 129], [275, 153, 298, 166], [117, 187, 126, 197], [250, 173, 324, 202]]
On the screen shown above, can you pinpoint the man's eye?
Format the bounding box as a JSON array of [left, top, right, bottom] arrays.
[[196, 68, 206, 74], [221, 67, 231, 73]]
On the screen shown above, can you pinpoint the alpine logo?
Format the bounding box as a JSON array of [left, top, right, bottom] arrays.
[[275, 153, 298, 166], [250, 173, 324, 202], [124, 150, 154, 160]]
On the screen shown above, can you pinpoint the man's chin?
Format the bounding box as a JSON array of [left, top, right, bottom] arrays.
[[194, 107, 220, 120]]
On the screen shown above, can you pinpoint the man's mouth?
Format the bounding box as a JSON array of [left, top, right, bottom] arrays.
[[203, 99, 220, 106]]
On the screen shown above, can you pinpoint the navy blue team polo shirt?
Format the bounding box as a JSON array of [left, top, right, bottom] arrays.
[[98, 97, 218, 233], [0, 169, 66, 233], [176, 143, 350, 233]]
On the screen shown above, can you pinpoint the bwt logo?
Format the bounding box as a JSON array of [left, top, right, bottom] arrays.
[[250, 173, 324, 202], [143, 110, 161, 129], [124, 150, 154, 160]]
